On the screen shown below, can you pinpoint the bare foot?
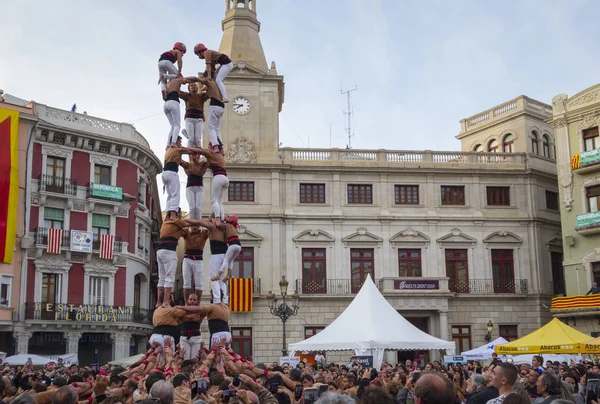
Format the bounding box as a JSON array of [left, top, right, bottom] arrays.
[[161, 302, 170, 308], [223, 99, 230, 103], [155, 301, 161, 309], [158, 73, 164, 85]]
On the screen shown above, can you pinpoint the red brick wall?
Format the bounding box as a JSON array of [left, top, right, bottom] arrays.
[[32, 142, 42, 178], [70, 211, 87, 232], [114, 268, 126, 306], [71, 151, 90, 186], [68, 264, 84, 304], [26, 260, 35, 301]]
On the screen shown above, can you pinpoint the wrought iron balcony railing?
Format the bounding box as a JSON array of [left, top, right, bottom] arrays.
[[34, 227, 71, 248], [92, 236, 123, 252], [295, 278, 380, 295], [449, 278, 528, 294], [38, 174, 77, 195]]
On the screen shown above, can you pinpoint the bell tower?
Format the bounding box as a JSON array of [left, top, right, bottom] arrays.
[[218, 0, 285, 164]]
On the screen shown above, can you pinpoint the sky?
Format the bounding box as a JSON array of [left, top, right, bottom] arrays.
[[2, 0, 600, 210]]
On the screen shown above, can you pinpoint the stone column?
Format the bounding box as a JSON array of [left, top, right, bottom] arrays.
[[137, 336, 148, 355], [65, 331, 82, 354], [439, 310, 449, 341], [112, 332, 131, 361], [13, 331, 32, 354]]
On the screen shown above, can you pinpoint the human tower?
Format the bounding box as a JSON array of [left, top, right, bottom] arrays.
[[151, 42, 242, 359]]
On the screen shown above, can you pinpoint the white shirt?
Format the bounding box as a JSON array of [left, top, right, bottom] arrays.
[[487, 394, 510, 404]]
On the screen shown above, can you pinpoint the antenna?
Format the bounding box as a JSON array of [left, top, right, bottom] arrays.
[[341, 83, 357, 148]]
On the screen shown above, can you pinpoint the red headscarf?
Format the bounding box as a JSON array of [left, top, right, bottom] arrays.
[[225, 214, 239, 228]]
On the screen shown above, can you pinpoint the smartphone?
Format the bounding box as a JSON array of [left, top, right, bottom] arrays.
[[190, 381, 198, 398], [233, 376, 240, 387], [303, 388, 319, 404], [222, 389, 237, 398], [198, 380, 208, 394], [587, 377, 600, 404], [318, 384, 328, 396], [294, 385, 303, 400], [269, 383, 279, 394]]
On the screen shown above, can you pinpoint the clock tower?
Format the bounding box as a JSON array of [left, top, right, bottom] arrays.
[[217, 0, 284, 164]]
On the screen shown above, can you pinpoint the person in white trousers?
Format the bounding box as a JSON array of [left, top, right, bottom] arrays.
[[180, 82, 209, 148], [161, 137, 203, 217], [158, 42, 186, 99], [163, 76, 201, 148], [178, 293, 204, 361], [198, 75, 225, 155], [194, 44, 232, 103], [182, 227, 208, 301], [195, 148, 228, 222], [218, 214, 242, 281], [180, 155, 208, 220], [185, 217, 228, 304]]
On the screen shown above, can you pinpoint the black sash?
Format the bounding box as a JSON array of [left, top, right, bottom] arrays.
[[208, 319, 230, 334]]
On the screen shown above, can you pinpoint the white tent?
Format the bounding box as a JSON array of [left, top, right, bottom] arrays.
[[461, 337, 508, 360], [4, 354, 53, 366], [288, 276, 455, 369], [109, 354, 145, 367]]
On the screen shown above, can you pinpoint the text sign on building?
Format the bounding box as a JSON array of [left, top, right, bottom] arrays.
[[576, 212, 600, 229], [91, 183, 123, 200], [580, 148, 600, 167], [70, 230, 93, 253], [394, 280, 440, 290], [33, 302, 133, 322]]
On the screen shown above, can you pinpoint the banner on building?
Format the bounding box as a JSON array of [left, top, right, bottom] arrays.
[[99, 234, 114, 260], [47, 228, 63, 254], [551, 294, 600, 310], [0, 108, 19, 264], [230, 278, 253, 312], [71, 230, 93, 253]]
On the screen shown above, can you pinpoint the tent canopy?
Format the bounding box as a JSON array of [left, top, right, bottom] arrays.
[[4, 354, 53, 366], [495, 318, 591, 354], [461, 337, 508, 360], [109, 354, 145, 367], [288, 276, 454, 368]]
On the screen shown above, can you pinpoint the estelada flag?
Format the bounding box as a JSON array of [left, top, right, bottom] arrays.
[[100, 234, 115, 260], [0, 108, 19, 264], [230, 278, 253, 312]]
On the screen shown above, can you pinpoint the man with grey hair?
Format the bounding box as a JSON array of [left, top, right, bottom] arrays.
[[150, 380, 175, 404], [51, 386, 78, 404], [536, 371, 562, 403], [466, 373, 498, 404], [316, 392, 357, 404]]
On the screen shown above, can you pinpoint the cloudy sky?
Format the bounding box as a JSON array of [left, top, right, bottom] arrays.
[[2, 0, 599, 208]]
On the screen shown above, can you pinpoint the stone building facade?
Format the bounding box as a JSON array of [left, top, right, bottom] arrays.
[[189, 0, 563, 364], [549, 84, 600, 334]]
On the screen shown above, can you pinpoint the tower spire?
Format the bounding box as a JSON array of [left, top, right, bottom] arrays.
[[219, 0, 269, 73]]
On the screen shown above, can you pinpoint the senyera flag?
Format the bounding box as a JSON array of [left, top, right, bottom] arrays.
[[100, 234, 114, 260], [0, 108, 19, 264], [47, 228, 63, 254], [230, 278, 253, 312]]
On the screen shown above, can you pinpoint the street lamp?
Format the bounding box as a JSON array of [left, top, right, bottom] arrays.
[[484, 320, 493, 343], [267, 276, 299, 356]]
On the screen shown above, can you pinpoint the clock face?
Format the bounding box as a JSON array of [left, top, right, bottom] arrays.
[[232, 97, 251, 115]]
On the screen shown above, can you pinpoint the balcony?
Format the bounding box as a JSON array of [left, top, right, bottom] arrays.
[[295, 279, 381, 295], [87, 183, 123, 202], [449, 279, 528, 294], [34, 227, 71, 248], [92, 236, 123, 253], [575, 212, 600, 235], [572, 147, 600, 174], [24, 302, 153, 325], [38, 175, 77, 195]]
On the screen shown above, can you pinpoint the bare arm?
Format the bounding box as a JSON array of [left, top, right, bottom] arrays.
[[176, 50, 183, 73], [185, 219, 215, 229], [180, 160, 190, 169], [205, 51, 213, 79]]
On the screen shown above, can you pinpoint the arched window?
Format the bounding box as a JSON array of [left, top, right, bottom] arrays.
[[542, 135, 550, 158], [473, 144, 483, 152], [531, 132, 539, 155], [488, 139, 499, 153], [502, 134, 515, 153]]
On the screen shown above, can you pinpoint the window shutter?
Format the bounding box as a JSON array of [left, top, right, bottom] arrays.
[[92, 214, 110, 228], [44, 208, 64, 221]]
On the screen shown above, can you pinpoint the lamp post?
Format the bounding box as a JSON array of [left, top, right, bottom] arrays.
[[267, 277, 299, 356], [484, 320, 493, 343]]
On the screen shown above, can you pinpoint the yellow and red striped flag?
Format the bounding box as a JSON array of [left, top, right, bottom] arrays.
[[0, 108, 19, 263], [551, 294, 600, 310], [99, 234, 114, 260], [47, 228, 63, 254], [230, 278, 253, 312]]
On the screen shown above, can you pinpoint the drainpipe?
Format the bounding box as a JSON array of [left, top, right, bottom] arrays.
[[18, 117, 39, 324]]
